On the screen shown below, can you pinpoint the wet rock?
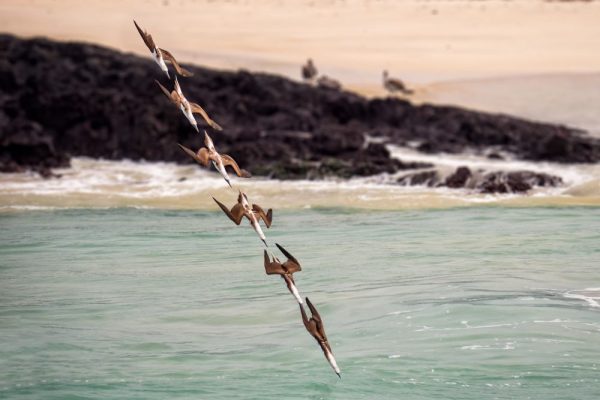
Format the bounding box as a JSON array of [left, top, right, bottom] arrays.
[[445, 166, 472, 188], [397, 170, 440, 186], [477, 171, 563, 194]]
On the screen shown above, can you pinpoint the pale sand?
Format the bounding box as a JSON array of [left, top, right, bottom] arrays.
[[1, 0, 600, 90]]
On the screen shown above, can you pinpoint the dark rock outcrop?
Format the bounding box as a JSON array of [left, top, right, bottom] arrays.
[[445, 166, 472, 188], [1, 34, 596, 190]]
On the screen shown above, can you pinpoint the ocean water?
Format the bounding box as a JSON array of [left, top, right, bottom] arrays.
[[1, 207, 599, 399]]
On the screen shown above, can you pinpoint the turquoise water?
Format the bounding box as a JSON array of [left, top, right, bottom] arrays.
[[1, 207, 599, 399]]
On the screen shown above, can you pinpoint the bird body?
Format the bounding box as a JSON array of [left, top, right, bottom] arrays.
[[383, 70, 413, 95], [156, 78, 223, 132], [300, 298, 341, 378], [178, 132, 250, 187], [213, 192, 273, 247], [317, 75, 341, 90], [302, 58, 318, 82], [264, 244, 303, 304], [134, 20, 193, 78]]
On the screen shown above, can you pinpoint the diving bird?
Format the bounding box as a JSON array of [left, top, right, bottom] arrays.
[[178, 132, 250, 187], [213, 192, 272, 247], [156, 78, 223, 132], [383, 70, 414, 96], [300, 297, 341, 378], [133, 20, 193, 78], [302, 58, 318, 83], [264, 243, 302, 304]]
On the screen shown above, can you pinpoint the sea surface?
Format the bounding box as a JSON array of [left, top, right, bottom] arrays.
[[1, 207, 599, 399]]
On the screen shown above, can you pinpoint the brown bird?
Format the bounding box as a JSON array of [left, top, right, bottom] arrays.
[[178, 131, 250, 187], [302, 58, 318, 83], [156, 77, 222, 132], [264, 243, 303, 304], [316, 75, 342, 90], [133, 20, 193, 78], [383, 70, 414, 95], [300, 297, 341, 378], [213, 191, 272, 247]]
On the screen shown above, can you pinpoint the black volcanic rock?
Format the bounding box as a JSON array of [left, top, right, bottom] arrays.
[[478, 171, 563, 194], [1, 34, 597, 184], [445, 166, 472, 188]]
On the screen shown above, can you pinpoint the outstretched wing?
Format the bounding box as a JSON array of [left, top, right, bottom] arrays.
[[221, 154, 251, 178], [263, 250, 286, 275], [155, 80, 177, 104], [159, 48, 194, 77], [213, 197, 244, 225], [133, 20, 155, 51], [252, 204, 272, 228], [275, 243, 301, 273], [190, 102, 223, 131], [177, 144, 210, 167]]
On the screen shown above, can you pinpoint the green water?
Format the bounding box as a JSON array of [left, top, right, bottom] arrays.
[[1, 207, 599, 399]]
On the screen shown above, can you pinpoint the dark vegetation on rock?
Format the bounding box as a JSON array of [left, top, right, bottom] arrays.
[[1, 34, 597, 192]]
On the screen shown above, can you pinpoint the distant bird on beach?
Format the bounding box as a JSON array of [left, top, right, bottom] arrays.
[[264, 244, 303, 304], [300, 298, 341, 378], [383, 70, 413, 96], [302, 58, 318, 83], [213, 192, 273, 247], [133, 20, 193, 78], [317, 75, 342, 90], [156, 77, 223, 132], [178, 132, 250, 187]]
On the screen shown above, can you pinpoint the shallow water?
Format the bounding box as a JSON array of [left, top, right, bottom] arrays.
[[1, 207, 599, 399]]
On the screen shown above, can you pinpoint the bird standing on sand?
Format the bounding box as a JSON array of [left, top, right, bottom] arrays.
[[264, 244, 303, 304], [302, 58, 318, 83], [300, 297, 341, 378], [213, 191, 273, 247], [178, 132, 251, 187], [317, 75, 342, 90], [156, 77, 223, 132], [383, 70, 413, 96], [133, 20, 193, 78]]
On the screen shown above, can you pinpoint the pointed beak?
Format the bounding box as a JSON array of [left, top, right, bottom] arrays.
[[262, 239, 268, 248], [194, 124, 199, 133], [336, 372, 341, 379], [226, 179, 232, 188]]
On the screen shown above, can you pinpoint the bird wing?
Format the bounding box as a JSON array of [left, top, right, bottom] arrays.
[[190, 102, 223, 131], [389, 78, 406, 90], [306, 298, 329, 344], [299, 303, 311, 332], [263, 250, 286, 275], [133, 20, 155, 51], [177, 144, 210, 167], [221, 154, 251, 178], [252, 204, 272, 228], [213, 197, 244, 225], [159, 48, 194, 77], [275, 243, 301, 272], [155, 80, 177, 104]]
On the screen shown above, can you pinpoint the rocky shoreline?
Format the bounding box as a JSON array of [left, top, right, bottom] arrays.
[[1, 34, 599, 193]]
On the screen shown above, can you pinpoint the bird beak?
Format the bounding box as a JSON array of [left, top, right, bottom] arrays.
[[194, 124, 199, 133], [336, 372, 341, 379], [262, 239, 268, 248]]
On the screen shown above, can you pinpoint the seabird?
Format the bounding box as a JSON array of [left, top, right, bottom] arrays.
[[302, 58, 318, 83], [133, 20, 193, 78], [264, 243, 303, 304], [316, 75, 341, 90], [178, 131, 250, 187], [383, 70, 414, 95], [156, 77, 223, 132], [213, 191, 273, 247], [300, 297, 341, 378]]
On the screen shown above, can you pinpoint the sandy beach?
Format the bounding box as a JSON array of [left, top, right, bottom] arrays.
[[1, 0, 600, 88]]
